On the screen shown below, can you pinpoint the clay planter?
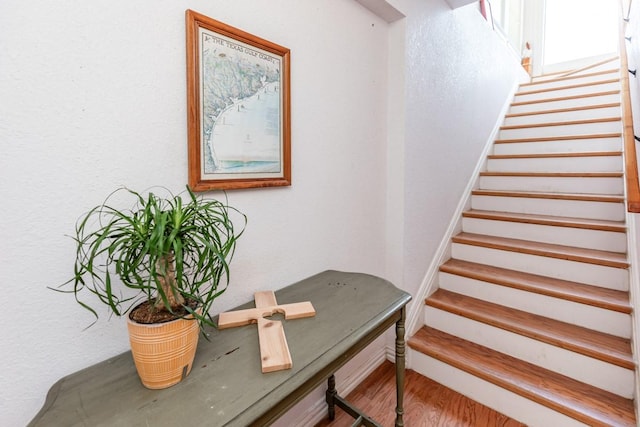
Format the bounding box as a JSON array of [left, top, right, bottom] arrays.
[[127, 313, 200, 389]]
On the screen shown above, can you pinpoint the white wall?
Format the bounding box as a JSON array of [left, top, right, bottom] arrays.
[[0, 1, 389, 425], [0, 0, 526, 425], [388, 0, 528, 304]]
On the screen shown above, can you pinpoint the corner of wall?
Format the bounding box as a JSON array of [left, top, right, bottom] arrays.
[[355, 0, 405, 23], [385, 16, 407, 291]]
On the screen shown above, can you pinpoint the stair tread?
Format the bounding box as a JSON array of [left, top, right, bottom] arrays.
[[480, 171, 623, 177], [556, 57, 619, 78], [440, 258, 630, 313], [515, 78, 620, 97], [505, 102, 620, 118], [495, 132, 622, 144], [529, 57, 618, 81], [408, 326, 636, 426], [472, 188, 624, 203], [510, 90, 621, 107], [487, 151, 621, 159], [452, 232, 628, 268], [519, 69, 619, 88], [426, 289, 633, 368], [462, 210, 626, 232], [500, 117, 621, 131]]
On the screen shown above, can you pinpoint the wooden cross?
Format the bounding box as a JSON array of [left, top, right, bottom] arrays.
[[217, 291, 316, 373]]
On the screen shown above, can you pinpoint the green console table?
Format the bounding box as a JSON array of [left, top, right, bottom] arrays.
[[30, 270, 412, 426]]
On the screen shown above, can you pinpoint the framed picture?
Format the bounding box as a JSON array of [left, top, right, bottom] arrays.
[[186, 10, 291, 191]]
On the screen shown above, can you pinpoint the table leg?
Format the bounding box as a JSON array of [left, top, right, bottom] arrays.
[[395, 307, 406, 427], [326, 374, 337, 421]]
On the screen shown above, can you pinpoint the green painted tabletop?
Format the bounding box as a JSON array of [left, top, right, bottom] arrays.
[[30, 270, 411, 427]]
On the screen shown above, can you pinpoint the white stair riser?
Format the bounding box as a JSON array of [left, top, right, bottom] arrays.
[[571, 61, 621, 74], [461, 217, 627, 252], [499, 120, 621, 140], [514, 81, 620, 103], [522, 70, 619, 92], [438, 272, 631, 338], [486, 155, 621, 173], [530, 74, 563, 83], [471, 195, 625, 221], [424, 307, 635, 398], [451, 243, 629, 290], [409, 350, 588, 427], [584, 62, 622, 73], [478, 175, 623, 195], [531, 62, 621, 83], [503, 106, 621, 126], [509, 93, 620, 115], [493, 137, 622, 155]]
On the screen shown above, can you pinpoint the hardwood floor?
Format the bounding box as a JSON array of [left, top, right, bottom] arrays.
[[315, 361, 526, 427]]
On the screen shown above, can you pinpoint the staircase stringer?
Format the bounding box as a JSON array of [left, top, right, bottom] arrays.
[[403, 79, 521, 343]]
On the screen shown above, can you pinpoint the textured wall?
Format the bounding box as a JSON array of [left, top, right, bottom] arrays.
[[390, 0, 527, 299], [0, 1, 389, 424]]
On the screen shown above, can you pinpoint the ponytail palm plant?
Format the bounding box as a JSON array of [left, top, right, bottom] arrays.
[[59, 186, 246, 327]]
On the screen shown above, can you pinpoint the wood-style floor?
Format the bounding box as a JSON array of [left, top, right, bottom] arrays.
[[315, 361, 526, 427]]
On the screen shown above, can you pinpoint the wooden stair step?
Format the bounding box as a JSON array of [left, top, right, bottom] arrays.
[[519, 69, 619, 88], [510, 90, 621, 108], [487, 151, 621, 159], [472, 189, 624, 204], [426, 289, 633, 368], [529, 57, 618, 81], [480, 171, 623, 178], [494, 132, 621, 144], [505, 102, 621, 119], [500, 117, 621, 131], [440, 258, 631, 313], [556, 57, 619, 78], [452, 232, 628, 268], [408, 326, 636, 427], [462, 210, 626, 232], [516, 78, 620, 97]]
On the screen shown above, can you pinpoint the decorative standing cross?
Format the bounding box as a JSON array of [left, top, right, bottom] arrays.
[[217, 291, 316, 373]]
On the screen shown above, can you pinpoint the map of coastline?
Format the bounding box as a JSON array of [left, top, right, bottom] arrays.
[[201, 31, 281, 175]]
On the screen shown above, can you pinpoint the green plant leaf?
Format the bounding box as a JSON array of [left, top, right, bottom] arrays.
[[56, 186, 246, 330]]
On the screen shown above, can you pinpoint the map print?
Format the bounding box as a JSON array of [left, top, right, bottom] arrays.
[[200, 30, 282, 177]]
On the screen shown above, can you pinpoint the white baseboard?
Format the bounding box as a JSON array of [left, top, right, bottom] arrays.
[[385, 342, 395, 361]]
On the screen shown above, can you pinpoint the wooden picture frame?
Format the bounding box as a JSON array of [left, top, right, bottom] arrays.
[[186, 10, 291, 191]]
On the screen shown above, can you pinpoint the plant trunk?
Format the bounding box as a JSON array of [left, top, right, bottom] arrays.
[[154, 253, 185, 312]]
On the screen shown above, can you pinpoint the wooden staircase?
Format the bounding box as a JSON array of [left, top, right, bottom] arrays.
[[408, 58, 638, 426]]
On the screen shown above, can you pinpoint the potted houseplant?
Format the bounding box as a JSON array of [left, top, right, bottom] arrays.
[[56, 186, 246, 389]]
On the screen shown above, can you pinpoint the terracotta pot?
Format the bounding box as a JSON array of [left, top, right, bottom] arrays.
[[127, 312, 200, 389]]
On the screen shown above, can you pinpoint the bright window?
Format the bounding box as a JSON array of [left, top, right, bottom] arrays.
[[543, 0, 618, 66]]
